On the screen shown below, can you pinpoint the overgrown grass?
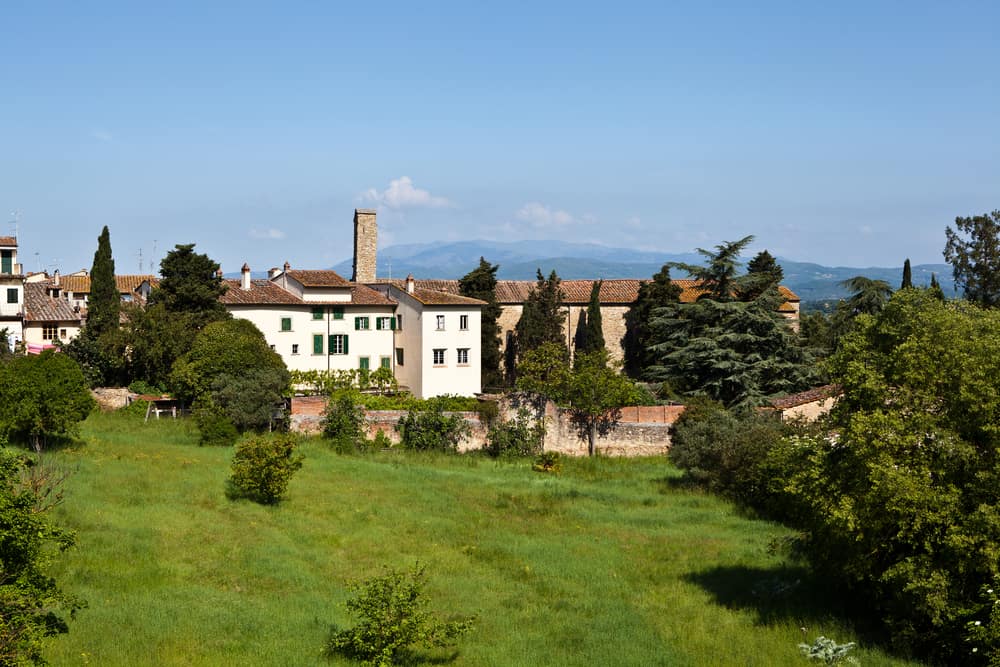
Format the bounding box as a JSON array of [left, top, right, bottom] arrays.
[[30, 410, 922, 665]]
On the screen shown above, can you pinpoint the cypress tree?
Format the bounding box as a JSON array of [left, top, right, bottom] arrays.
[[740, 249, 784, 300], [622, 264, 681, 377], [458, 257, 504, 388], [514, 269, 566, 356], [87, 225, 119, 340], [901, 258, 913, 289], [582, 280, 604, 354]]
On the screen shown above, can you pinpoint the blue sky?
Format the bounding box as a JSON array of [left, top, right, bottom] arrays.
[[1, 1, 997, 275]]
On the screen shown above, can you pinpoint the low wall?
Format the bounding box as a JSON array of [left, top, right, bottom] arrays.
[[290, 395, 683, 457]]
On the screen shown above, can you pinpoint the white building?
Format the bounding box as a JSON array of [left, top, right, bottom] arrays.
[[22, 282, 83, 352], [0, 236, 24, 346]]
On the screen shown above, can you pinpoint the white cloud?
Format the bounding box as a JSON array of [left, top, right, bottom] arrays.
[[249, 227, 286, 240], [361, 176, 452, 209], [91, 129, 112, 142], [515, 202, 575, 227]]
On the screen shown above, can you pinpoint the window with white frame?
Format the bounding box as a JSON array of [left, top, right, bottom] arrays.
[[354, 316, 370, 330], [433, 348, 446, 365], [376, 316, 394, 330], [291, 344, 299, 355], [457, 348, 469, 365], [329, 334, 348, 355], [436, 315, 445, 330], [42, 324, 57, 340], [459, 314, 468, 330]]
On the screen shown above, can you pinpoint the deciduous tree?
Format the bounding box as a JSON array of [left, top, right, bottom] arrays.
[[943, 210, 1000, 307]]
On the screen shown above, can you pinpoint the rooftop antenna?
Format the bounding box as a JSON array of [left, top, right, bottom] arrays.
[[34, 252, 40, 273], [8, 210, 19, 240], [137, 247, 143, 273]]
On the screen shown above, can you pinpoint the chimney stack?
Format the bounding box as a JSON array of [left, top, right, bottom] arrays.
[[352, 208, 377, 283], [216, 268, 223, 279], [53, 269, 60, 287], [406, 273, 415, 295], [241, 263, 251, 290], [268, 266, 281, 279]]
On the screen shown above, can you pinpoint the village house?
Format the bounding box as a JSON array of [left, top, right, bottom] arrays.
[[0, 237, 24, 347]]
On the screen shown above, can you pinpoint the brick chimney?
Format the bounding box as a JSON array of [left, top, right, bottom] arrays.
[[352, 208, 377, 283], [241, 263, 251, 290]]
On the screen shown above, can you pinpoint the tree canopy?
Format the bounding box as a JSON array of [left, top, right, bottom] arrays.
[[150, 244, 229, 325], [458, 257, 503, 388], [574, 281, 604, 357], [944, 210, 1000, 307], [622, 264, 681, 378], [513, 269, 566, 358], [901, 258, 913, 289], [669, 235, 754, 301], [739, 249, 784, 300], [86, 226, 119, 341]]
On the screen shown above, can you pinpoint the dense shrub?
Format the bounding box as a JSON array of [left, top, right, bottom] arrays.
[[322, 390, 366, 448], [226, 434, 304, 504], [396, 401, 471, 452], [483, 409, 544, 458], [325, 563, 474, 666], [210, 369, 288, 432], [531, 451, 561, 474], [194, 401, 239, 447]]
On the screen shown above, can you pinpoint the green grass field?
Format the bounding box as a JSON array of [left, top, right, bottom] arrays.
[[28, 410, 921, 666]]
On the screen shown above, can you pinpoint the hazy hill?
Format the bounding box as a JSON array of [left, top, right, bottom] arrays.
[[324, 240, 955, 303]]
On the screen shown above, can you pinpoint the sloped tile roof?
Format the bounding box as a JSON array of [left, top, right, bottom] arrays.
[[220, 279, 395, 307], [23, 283, 83, 322], [56, 274, 158, 295], [0, 236, 16, 247], [284, 270, 352, 287], [768, 384, 842, 410], [406, 287, 486, 306]]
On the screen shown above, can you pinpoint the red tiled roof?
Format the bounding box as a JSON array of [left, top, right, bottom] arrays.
[[0, 236, 16, 247], [284, 270, 352, 287], [56, 274, 158, 295], [219, 279, 395, 307], [768, 384, 842, 410], [23, 283, 83, 322]]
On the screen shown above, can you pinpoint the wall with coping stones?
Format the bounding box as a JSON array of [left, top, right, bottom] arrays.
[[290, 395, 682, 457]]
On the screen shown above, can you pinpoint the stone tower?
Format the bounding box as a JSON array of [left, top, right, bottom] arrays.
[[352, 208, 377, 283]]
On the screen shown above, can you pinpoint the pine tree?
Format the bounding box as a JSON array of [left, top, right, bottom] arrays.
[[458, 257, 504, 388], [87, 225, 119, 340], [901, 258, 913, 289], [150, 243, 229, 326], [669, 235, 754, 301], [622, 264, 681, 378], [740, 249, 784, 300], [514, 269, 566, 356], [943, 210, 1000, 307]]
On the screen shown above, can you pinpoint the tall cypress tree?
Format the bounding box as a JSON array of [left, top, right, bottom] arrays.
[[458, 257, 503, 388], [901, 258, 913, 289], [87, 225, 119, 340], [514, 269, 566, 356], [582, 280, 604, 354], [622, 264, 681, 377]]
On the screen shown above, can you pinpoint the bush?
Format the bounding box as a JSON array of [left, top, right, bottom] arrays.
[[325, 563, 474, 667], [483, 409, 544, 458], [322, 390, 366, 448], [194, 402, 239, 447], [532, 451, 561, 474], [226, 433, 304, 504], [396, 402, 471, 452]]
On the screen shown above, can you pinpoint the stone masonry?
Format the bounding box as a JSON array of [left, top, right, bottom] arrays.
[[352, 208, 378, 283]]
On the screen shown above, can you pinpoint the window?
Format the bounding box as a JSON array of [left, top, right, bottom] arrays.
[[332, 306, 344, 320], [359, 357, 370, 370], [59, 329, 67, 339], [313, 334, 324, 355], [376, 316, 394, 330], [460, 315, 469, 330], [433, 348, 446, 365], [457, 348, 469, 365], [292, 344, 299, 355], [0, 250, 11, 274], [395, 347, 404, 366], [42, 325, 57, 341], [6, 288, 16, 304], [354, 316, 370, 330], [280, 317, 292, 332], [329, 334, 348, 355], [436, 315, 445, 330], [311, 307, 324, 320], [270, 344, 276, 351], [380, 356, 391, 369], [396, 314, 403, 330]]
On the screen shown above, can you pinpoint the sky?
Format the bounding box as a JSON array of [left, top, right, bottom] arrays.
[[1, 1, 998, 275]]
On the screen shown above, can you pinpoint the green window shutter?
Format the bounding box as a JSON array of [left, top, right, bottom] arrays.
[[359, 357, 369, 370], [312, 307, 323, 320], [389, 317, 396, 330], [381, 356, 391, 369], [354, 317, 360, 330], [333, 306, 344, 320], [313, 334, 323, 354], [376, 318, 383, 330], [281, 317, 291, 331], [328, 335, 334, 354], [343, 335, 349, 354]]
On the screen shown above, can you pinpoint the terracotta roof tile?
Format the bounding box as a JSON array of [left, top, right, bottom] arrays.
[[0, 237, 16, 247], [55, 274, 158, 295], [285, 270, 351, 287], [219, 279, 395, 307], [768, 384, 842, 410], [23, 283, 83, 322]]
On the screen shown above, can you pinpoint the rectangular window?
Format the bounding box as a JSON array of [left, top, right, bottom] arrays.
[[433, 348, 446, 365], [60, 329, 67, 339], [376, 316, 394, 330], [42, 324, 57, 341], [359, 356, 370, 370], [280, 317, 292, 332], [332, 306, 344, 320], [6, 288, 16, 304], [1, 250, 11, 274], [292, 344, 299, 355], [329, 334, 348, 355], [460, 314, 469, 330], [457, 348, 469, 365], [313, 334, 324, 354], [354, 316, 370, 330], [311, 307, 324, 320], [436, 315, 445, 330], [396, 314, 403, 330], [395, 347, 404, 366]]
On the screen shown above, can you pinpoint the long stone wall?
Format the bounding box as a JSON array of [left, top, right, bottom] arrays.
[[290, 395, 682, 457]]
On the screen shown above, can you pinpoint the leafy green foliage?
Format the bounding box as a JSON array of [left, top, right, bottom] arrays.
[[119, 304, 198, 389], [86, 225, 119, 341], [226, 433, 304, 504], [483, 409, 544, 458], [964, 582, 1000, 665], [669, 235, 755, 301], [838, 275, 892, 317], [0, 352, 96, 451], [368, 366, 398, 395], [944, 209, 1000, 307], [0, 450, 84, 665], [396, 401, 471, 452], [622, 264, 682, 377], [322, 390, 366, 448], [325, 563, 475, 667], [514, 342, 571, 399], [532, 451, 561, 474], [513, 269, 566, 362], [459, 257, 504, 388], [149, 243, 229, 326], [646, 289, 817, 408], [192, 401, 239, 447], [574, 280, 604, 355], [901, 258, 913, 289], [798, 636, 858, 665], [210, 369, 288, 433], [739, 249, 784, 300]]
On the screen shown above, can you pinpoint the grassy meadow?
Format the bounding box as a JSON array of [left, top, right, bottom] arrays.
[[26, 410, 921, 666]]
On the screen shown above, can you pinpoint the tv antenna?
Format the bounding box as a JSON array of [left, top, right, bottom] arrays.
[[138, 247, 143, 273], [8, 210, 19, 240]]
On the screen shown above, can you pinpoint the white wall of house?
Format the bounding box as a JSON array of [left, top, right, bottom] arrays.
[[0, 281, 22, 319], [418, 305, 481, 398], [389, 297, 423, 396], [228, 304, 396, 374], [23, 322, 80, 347]]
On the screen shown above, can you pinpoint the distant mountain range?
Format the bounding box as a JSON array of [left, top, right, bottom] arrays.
[[322, 239, 955, 305]]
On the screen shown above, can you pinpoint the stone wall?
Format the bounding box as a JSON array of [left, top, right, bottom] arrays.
[[289, 395, 682, 457], [497, 303, 630, 365], [352, 208, 378, 283], [91, 387, 132, 411]]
